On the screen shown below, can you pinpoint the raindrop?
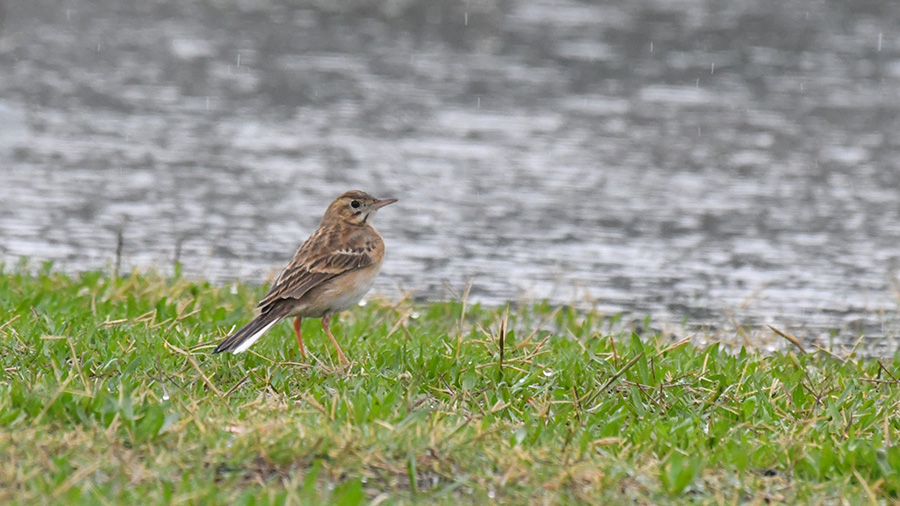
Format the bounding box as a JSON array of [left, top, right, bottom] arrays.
[[361, 477, 368, 484], [650, 42, 654, 52], [358, 300, 367, 307], [230, 283, 238, 294], [206, 97, 210, 110], [543, 369, 553, 377], [488, 487, 495, 499], [162, 385, 170, 401], [710, 63, 715, 74], [410, 312, 420, 319], [464, 12, 468, 26], [237, 53, 242, 66], [878, 33, 883, 52]]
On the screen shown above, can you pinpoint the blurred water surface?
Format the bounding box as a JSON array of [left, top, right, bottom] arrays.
[[2, 0, 900, 351]]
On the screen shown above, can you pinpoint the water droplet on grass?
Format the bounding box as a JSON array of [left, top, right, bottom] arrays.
[[543, 369, 553, 377]]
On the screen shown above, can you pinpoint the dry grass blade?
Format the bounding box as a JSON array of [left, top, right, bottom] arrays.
[[843, 333, 866, 364], [654, 336, 692, 357], [224, 373, 251, 397], [99, 318, 129, 327], [586, 351, 645, 412], [599, 352, 644, 392], [768, 325, 807, 354], [0, 314, 21, 334], [456, 281, 472, 361], [67, 334, 90, 392], [34, 374, 75, 424], [164, 341, 223, 397], [52, 459, 103, 498], [514, 307, 562, 351], [384, 308, 413, 341], [878, 361, 898, 381], [852, 469, 879, 506], [609, 335, 619, 368], [498, 305, 508, 378]]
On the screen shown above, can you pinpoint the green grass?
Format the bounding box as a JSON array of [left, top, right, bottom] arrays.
[[1, 264, 900, 504]]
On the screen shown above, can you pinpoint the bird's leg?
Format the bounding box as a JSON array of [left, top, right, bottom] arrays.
[[321, 315, 349, 365], [293, 317, 306, 359]]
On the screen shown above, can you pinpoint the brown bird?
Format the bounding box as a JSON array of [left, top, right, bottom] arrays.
[[213, 190, 397, 363]]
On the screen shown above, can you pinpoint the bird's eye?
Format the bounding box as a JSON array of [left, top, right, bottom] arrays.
[[350, 200, 361, 209]]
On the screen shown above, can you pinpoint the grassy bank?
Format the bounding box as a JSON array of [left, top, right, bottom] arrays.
[[1, 266, 899, 504]]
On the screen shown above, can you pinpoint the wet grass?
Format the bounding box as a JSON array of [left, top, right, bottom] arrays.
[[2, 264, 900, 504]]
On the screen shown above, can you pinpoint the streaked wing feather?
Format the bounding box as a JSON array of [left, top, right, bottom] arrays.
[[257, 248, 375, 309]]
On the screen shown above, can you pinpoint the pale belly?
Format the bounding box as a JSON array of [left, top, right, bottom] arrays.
[[288, 263, 382, 318]]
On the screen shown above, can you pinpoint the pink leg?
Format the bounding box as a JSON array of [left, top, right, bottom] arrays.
[[293, 317, 306, 359], [321, 315, 349, 365]]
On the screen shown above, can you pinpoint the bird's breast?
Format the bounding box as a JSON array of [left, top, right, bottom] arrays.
[[297, 260, 383, 317]]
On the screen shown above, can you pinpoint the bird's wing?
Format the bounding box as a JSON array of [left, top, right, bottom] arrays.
[[257, 242, 376, 309]]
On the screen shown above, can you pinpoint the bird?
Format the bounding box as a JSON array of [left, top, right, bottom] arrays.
[[213, 190, 397, 364]]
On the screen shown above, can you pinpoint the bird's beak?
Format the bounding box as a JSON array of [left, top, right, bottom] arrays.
[[371, 198, 398, 210]]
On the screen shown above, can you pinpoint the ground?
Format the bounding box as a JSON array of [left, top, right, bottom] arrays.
[[1, 265, 899, 504]]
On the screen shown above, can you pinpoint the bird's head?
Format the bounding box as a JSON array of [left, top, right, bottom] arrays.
[[324, 190, 397, 226]]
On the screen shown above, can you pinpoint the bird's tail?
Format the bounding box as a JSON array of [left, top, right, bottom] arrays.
[[213, 306, 289, 354]]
